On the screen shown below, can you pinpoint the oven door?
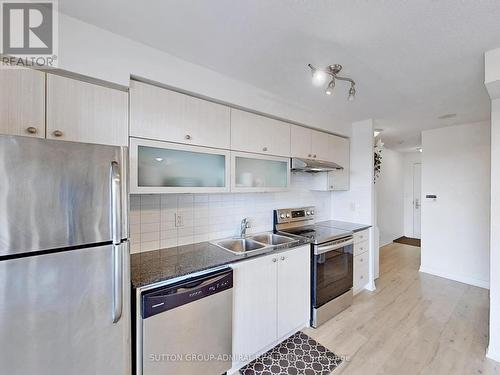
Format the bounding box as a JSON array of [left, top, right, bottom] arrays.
[[312, 239, 354, 308]]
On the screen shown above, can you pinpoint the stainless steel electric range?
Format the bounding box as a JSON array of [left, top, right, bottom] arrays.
[[274, 207, 354, 328]]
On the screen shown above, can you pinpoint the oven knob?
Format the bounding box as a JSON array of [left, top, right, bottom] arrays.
[[306, 211, 310, 216], [286, 213, 290, 218], [280, 213, 285, 219], [311, 210, 315, 215]]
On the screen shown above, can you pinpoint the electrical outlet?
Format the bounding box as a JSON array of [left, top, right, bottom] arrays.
[[175, 213, 184, 227]]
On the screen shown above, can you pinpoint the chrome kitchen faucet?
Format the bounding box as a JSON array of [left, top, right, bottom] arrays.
[[240, 218, 249, 238]]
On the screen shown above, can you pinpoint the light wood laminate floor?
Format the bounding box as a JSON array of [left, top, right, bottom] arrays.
[[304, 242, 499, 375]]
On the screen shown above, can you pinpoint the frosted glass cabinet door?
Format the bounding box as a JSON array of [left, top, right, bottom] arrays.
[[231, 152, 290, 192], [130, 138, 230, 193]]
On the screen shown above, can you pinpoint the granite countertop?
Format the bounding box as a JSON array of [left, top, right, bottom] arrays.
[[131, 235, 310, 289], [315, 220, 371, 233]]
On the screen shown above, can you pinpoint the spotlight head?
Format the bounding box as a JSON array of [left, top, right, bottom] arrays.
[[325, 80, 335, 95], [348, 85, 356, 101], [309, 64, 328, 86]]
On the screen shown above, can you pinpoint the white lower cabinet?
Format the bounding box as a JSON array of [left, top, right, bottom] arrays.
[[231, 245, 310, 371], [276, 246, 311, 339]]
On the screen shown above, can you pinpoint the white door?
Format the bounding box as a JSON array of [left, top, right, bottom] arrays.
[[413, 163, 422, 238], [276, 245, 310, 339], [232, 253, 278, 368]]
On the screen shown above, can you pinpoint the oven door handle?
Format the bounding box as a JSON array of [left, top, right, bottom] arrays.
[[315, 239, 354, 255]]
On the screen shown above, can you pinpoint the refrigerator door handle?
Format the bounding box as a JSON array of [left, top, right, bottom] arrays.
[[112, 244, 123, 323], [110, 161, 122, 245]]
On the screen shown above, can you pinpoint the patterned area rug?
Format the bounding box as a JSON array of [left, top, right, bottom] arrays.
[[239, 332, 342, 375]]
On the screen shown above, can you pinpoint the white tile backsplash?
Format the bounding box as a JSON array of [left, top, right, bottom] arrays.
[[129, 174, 332, 253]]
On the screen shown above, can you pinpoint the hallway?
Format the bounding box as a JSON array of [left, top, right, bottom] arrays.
[[305, 243, 498, 374]]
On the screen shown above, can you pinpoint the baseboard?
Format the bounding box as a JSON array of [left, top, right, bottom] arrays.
[[419, 266, 490, 289], [487, 345, 500, 362], [364, 280, 376, 292]]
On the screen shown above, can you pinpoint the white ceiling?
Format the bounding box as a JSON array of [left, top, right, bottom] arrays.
[[59, 0, 500, 151]]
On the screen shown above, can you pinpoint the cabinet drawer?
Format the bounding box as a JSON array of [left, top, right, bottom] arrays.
[[354, 229, 369, 244], [354, 253, 369, 292], [354, 240, 369, 256]]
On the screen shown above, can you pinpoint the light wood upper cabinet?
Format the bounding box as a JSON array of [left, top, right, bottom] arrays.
[[230, 109, 290, 157], [291, 125, 341, 162], [311, 129, 333, 161], [0, 67, 45, 138], [46, 74, 128, 146], [130, 81, 231, 149], [330, 135, 350, 190], [290, 125, 312, 159]]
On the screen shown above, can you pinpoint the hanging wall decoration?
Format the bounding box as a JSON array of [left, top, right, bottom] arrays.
[[374, 139, 384, 183]]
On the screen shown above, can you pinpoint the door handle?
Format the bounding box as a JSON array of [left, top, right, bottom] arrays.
[[112, 244, 123, 323], [110, 161, 122, 244]]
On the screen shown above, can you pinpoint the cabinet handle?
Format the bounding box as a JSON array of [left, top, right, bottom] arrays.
[[185, 134, 192, 140], [26, 127, 37, 134], [281, 256, 285, 261], [262, 147, 268, 152], [272, 258, 277, 263], [308, 154, 312, 158], [360, 257, 364, 262], [313, 154, 317, 158], [53, 130, 63, 137], [330, 185, 334, 189], [360, 275, 364, 279]]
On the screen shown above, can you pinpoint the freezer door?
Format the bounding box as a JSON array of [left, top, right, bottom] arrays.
[[0, 243, 131, 375], [0, 135, 128, 257]]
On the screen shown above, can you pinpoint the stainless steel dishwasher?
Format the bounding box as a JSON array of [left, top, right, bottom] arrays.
[[138, 268, 233, 375]]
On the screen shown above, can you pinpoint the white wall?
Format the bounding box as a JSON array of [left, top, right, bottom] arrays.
[[332, 120, 375, 225], [420, 121, 490, 289], [57, 13, 351, 137], [376, 148, 405, 246], [129, 174, 332, 253], [403, 152, 422, 237], [488, 99, 500, 361], [332, 119, 377, 285]]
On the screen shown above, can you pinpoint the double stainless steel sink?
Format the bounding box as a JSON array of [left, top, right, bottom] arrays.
[[213, 233, 297, 254]]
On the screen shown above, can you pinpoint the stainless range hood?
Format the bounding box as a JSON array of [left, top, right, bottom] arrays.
[[291, 158, 344, 173]]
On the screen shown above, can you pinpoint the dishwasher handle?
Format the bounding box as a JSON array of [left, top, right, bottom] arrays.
[[142, 269, 233, 319]]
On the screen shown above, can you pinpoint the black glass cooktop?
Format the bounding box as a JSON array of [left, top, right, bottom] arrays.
[[280, 225, 352, 245]]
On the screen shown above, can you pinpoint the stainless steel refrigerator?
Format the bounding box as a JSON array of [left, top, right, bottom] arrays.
[[0, 135, 130, 375]]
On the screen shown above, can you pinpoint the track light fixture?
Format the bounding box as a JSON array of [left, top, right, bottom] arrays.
[[308, 64, 356, 101]]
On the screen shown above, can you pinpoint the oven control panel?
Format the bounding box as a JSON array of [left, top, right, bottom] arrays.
[[274, 206, 315, 224]]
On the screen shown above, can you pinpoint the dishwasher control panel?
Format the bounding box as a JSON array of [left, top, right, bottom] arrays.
[[142, 269, 233, 319]]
